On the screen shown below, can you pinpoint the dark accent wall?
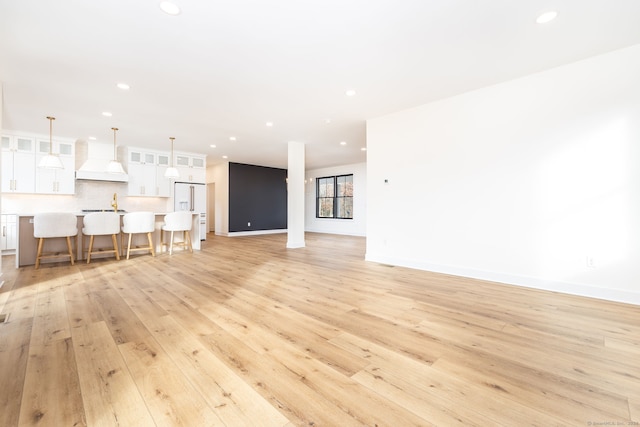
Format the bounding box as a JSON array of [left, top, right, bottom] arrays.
[[229, 162, 287, 232]]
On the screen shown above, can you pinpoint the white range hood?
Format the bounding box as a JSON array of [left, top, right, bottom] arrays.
[[75, 140, 128, 182]]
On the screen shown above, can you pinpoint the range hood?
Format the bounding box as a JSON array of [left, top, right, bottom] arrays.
[[75, 140, 128, 182]]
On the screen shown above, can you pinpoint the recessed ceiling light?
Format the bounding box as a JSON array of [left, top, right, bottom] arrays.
[[210, 144, 217, 148], [266, 122, 273, 127], [340, 141, 347, 146], [89, 136, 97, 141], [102, 111, 112, 117], [345, 89, 356, 97], [222, 155, 228, 159], [325, 118, 332, 124], [160, 1, 181, 15], [361, 147, 367, 151], [536, 11, 557, 24], [116, 83, 130, 90], [229, 136, 236, 141]]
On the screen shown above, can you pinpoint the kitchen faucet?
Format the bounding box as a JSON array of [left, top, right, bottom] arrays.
[[111, 193, 118, 212]]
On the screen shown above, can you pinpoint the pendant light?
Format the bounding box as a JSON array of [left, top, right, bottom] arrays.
[[164, 136, 180, 179], [106, 127, 126, 174], [38, 116, 64, 169]]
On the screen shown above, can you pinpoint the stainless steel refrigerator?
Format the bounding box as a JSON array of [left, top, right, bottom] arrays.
[[174, 182, 207, 240]]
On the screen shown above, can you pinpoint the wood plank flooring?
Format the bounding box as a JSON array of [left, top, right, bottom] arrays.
[[0, 232, 638, 426]]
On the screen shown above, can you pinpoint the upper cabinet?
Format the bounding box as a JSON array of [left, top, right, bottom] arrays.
[[126, 148, 206, 197], [155, 153, 171, 197], [1, 134, 36, 193], [175, 152, 206, 183], [126, 148, 171, 197], [35, 137, 75, 194], [2, 131, 206, 197], [127, 148, 206, 196], [127, 149, 158, 197], [2, 132, 76, 195]]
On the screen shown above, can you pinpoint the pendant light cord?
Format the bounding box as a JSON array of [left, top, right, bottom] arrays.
[[170, 137, 175, 167], [47, 116, 55, 154]]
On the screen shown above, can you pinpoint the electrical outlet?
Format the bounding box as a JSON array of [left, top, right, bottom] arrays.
[[247, 222, 251, 227], [586, 256, 596, 268]]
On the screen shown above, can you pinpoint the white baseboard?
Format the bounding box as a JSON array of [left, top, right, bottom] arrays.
[[304, 228, 366, 237], [286, 239, 306, 248], [365, 253, 640, 306], [216, 229, 287, 237]]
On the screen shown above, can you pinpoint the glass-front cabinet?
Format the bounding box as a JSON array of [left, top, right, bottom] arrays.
[[126, 148, 172, 197], [35, 138, 75, 194], [2, 133, 75, 194], [175, 153, 206, 183], [1, 135, 36, 193]]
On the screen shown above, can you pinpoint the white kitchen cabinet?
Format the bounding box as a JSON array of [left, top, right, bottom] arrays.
[[131, 150, 156, 196], [1, 134, 36, 193], [175, 152, 206, 183], [128, 162, 156, 196], [1, 214, 17, 252], [129, 150, 155, 165], [35, 138, 75, 194], [156, 154, 171, 197], [127, 148, 172, 197]]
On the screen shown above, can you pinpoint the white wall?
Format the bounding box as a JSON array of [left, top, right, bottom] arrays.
[[1, 82, 3, 271], [305, 162, 366, 236], [208, 162, 229, 236], [366, 44, 640, 305]]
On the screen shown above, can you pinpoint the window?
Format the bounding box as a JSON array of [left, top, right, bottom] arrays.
[[316, 174, 353, 219]]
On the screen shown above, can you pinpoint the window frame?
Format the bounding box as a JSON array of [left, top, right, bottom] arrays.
[[315, 174, 353, 219]]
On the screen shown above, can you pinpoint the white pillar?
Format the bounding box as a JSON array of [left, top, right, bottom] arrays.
[[287, 141, 305, 248]]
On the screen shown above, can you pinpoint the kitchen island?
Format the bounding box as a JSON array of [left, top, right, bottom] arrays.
[[15, 212, 202, 267]]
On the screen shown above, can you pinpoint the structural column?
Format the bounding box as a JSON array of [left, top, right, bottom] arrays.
[[287, 141, 305, 248]]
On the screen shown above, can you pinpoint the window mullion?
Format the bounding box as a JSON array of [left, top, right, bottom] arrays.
[[333, 177, 338, 218]]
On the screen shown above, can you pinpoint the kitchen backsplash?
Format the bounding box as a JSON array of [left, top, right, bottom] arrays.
[[1, 180, 172, 214]]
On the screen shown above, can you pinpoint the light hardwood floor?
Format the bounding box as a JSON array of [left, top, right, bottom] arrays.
[[0, 232, 638, 426]]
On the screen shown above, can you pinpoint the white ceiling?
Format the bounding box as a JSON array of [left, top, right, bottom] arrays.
[[1, 0, 640, 170]]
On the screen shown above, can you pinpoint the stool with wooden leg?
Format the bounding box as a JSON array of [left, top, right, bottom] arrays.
[[82, 212, 121, 263], [121, 211, 155, 259], [33, 212, 78, 269], [161, 211, 193, 255]]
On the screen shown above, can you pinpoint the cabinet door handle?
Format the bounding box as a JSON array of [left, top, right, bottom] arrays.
[[2, 226, 6, 237]]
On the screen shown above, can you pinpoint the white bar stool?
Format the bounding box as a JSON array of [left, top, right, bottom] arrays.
[[121, 212, 155, 259], [33, 212, 78, 269], [161, 211, 193, 255], [82, 212, 121, 263]]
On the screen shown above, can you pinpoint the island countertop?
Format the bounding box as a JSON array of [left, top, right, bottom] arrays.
[[15, 212, 202, 267]]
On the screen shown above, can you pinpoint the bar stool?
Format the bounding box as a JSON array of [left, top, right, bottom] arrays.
[[121, 211, 155, 259], [82, 212, 121, 263], [33, 212, 78, 269], [161, 211, 193, 255]]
